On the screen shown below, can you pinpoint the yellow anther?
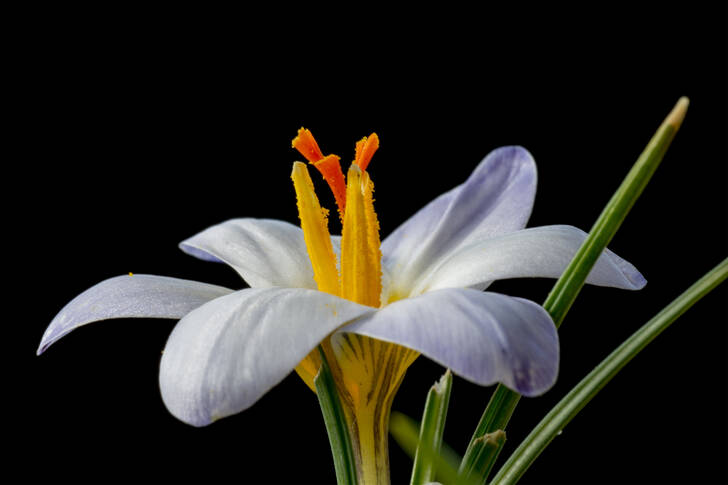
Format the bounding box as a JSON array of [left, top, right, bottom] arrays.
[[291, 162, 340, 296], [340, 164, 382, 307]]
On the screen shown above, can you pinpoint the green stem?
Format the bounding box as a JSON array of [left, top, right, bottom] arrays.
[[491, 257, 728, 485], [315, 346, 358, 485], [459, 97, 690, 479]]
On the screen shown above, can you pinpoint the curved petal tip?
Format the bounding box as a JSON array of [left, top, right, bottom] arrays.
[[340, 288, 559, 398], [37, 274, 232, 356]]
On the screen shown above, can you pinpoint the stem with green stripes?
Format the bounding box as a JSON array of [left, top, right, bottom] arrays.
[[315, 347, 358, 485]]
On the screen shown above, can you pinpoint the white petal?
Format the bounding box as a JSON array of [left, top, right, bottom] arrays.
[[381, 187, 459, 275], [159, 287, 374, 427], [416, 225, 646, 294], [37, 274, 233, 355], [180, 218, 331, 289], [382, 147, 537, 296], [340, 288, 558, 396]]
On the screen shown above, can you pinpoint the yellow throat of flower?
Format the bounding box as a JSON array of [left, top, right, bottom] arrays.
[[290, 128, 417, 485]]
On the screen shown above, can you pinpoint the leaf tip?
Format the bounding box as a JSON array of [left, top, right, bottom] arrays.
[[432, 369, 453, 394], [666, 96, 689, 130]]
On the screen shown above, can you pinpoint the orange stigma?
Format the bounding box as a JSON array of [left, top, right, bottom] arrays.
[[291, 127, 324, 163], [293, 128, 347, 217], [354, 133, 379, 171], [292, 128, 380, 219]]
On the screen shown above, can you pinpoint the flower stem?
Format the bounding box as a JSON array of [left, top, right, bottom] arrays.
[[315, 347, 358, 485], [329, 336, 418, 485], [491, 257, 728, 485], [346, 401, 392, 485]]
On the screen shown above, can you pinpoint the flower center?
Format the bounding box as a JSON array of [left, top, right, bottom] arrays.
[[290, 129, 416, 485], [290, 128, 382, 307]]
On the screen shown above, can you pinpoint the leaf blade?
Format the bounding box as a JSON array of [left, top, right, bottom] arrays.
[[491, 257, 728, 485], [410, 370, 453, 485], [459, 97, 690, 480]]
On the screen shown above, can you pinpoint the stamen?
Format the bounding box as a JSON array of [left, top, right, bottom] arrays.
[[361, 170, 382, 293], [354, 133, 379, 171], [291, 162, 340, 296], [291, 131, 421, 485], [340, 163, 382, 307]]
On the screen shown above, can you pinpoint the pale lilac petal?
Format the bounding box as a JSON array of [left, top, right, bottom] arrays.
[[180, 219, 318, 289], [415, 225, 646, 294], [381, 187, 459, 273], [37, 275, 233, 355], [339, 288, 558, 396], [159, 287, 373, 427], [382, 147, 537, 296], [180, 219, 342, 289]]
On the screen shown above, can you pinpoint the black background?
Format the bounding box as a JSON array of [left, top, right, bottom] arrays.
[[9, 3, 726, 484]]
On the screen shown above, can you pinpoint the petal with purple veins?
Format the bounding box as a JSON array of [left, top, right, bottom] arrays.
[[340, 288, 558, 396]]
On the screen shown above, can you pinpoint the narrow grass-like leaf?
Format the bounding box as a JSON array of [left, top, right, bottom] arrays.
[[457, 430, 505, 485], [315, 347, 358, 485], [458, 385, 520, 479], [544, 96, 689, 328], [390, 412, 463, 485], [410, 370, 453, 485], [459, 97, 690, 479], [491, 257, 728, 485]]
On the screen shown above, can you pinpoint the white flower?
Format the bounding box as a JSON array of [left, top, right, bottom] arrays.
[[38, 130, 644, 484]]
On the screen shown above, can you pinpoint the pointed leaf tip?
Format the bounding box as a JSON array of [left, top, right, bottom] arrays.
[[666, 97, 689, 130]]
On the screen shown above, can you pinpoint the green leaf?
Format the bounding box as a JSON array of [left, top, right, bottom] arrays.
[[491, 257, 728, 485], [459, 97, 690, 480], [458, 386, 520, 479], [457, 430, 505, 485], [390, 412, 464, 485], [543, 96, 689, 329], [315, 347, 358, 485], [410, 370, 453, 485]]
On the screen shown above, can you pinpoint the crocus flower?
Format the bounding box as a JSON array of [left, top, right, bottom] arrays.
[[38, 129, 645, 485]]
